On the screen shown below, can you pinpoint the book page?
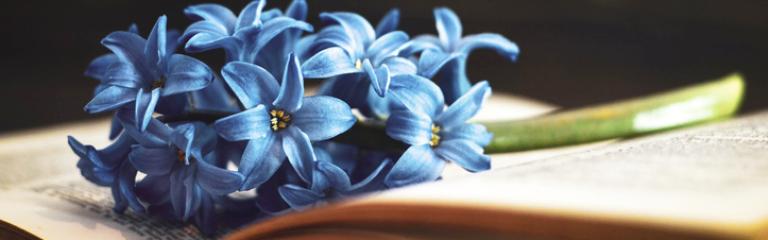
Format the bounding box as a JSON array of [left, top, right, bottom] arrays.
[[0, 94, 558, 240]]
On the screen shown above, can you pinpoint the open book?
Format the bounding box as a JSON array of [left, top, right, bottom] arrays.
[[1, 94, 767, 240]]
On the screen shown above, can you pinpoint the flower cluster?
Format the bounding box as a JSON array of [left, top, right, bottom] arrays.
[[69, 0, 518, 235]]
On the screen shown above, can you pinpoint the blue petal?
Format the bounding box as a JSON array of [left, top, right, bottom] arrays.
[[101, 31, 155, 80], [281, 127, 315, 184], [316, 74, 370, 111], [170, 167, 201, 221], [348, 158, 391, 193], [375, 8, 400, 36], [184, 33, 241, 58], [116, 161, 144, 213], [84, 54, 119, 80], [181, 21, 229, 43], [239, 133, 285, 190], [278, 184, 322, 209], [311, 26, 356, 58], [128, 145, 175, 175], [235, 0, 266, 31], [434, 58, 472, 104], [214, 104, 271, 141], [108, 115, 123, 140], [116, 109, 172, 147], [362, 59, 390, 97], [457, 33, 520, 61], [380, 57, 417, 76], [84, 86, 138, 113], [286, 0, 308, 21], [316, 161, 351, 191], [399, 35, 442, 56], [389, 74, 444, 118], [295, 34, 317, 61], [196, 157, 243, 195], [145, 15, 168, 68], [162, 54, 214, 96], [385, 108, 432, 145], [434, 139, 490, 172], [240, 17, 313, 62], [366, 31, 409, 66], [134, 88, 160, 132], [292, 96, 356, 141], [417, 48, 463, 78], [186, 77, 240, 113], [384, 145, 445, 187], [434, 7, 463, 49], [135, 175, 170, 205], [301, 47, 359, 78], [273, 53, 304, 112], [435, 81, 491, 128], [442, 123, 493, 147], [261, 9, 283, 22], [319, 12, 376, 49], [103, 61, 145, 89], [184, 3, 237, 34], [221, 61, 279, 109]]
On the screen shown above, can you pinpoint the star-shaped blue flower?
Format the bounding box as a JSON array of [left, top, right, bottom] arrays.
[[214, 53, 356, 190], [84, 16, 214, 131], [402, 7, 519, 104], [301, 12, 417, 100], [384, 75, 493, 187], [67, 134, 143, 214]]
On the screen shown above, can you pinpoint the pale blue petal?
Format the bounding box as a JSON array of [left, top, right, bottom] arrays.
[[311, 26, 356, 58], [399, 35, 442, 56], [184, 33, 241, 58], [162, 54, 214, 96], [286, 0, 308, 21], [278, 184, 321, 209], [84, 54, 119, 80], [362, 59, 390, 97], [184, 3, 237, 33], [434, 139, 490, 172], [261, 9, 283, 22], [221, 61, 278, 109], [273, 53, 304, 112], [442, 123, 493, 147], [348, 158, 391, 193], [434, 7, 462, 49], [128, 145, 175, 175], [295, 34, 317, 61], [196, 157, 243, 195], [235, 0, 266, 31], [134, 88, 160, 132], [240, 134, 285, 190], [367, 31, 408, 65], [84, 86, 138, 113], [380, 57, 417, 75], [241, 17, 313, 61], [375, 8, 400, 36], [436, 81, 491, 128], [316, 74, 370, 111], [293, 96, 355, 141], [145, 15, 167, 67], [457, 33, 520, 61], [434, 58, 472, 104], [319, 12, 376, 48], [103, 61, 145, 89], [384, 145, 445, 187], [385, 108, 432, 145], [417, 48, 463, 78], [301, 47, 359, 78], [317, 161, 352, 191], [214, 105, 271, 141], [181, 21, 229, 42], [389, 74, 444, 118], [281, 127, 315, 184]]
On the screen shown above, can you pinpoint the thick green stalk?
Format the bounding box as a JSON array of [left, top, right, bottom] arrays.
[[333, 73, 745, 154], [482, 73, 745, 153]]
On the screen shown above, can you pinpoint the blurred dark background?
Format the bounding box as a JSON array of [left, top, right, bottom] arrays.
[[0, 0, 766, 133]]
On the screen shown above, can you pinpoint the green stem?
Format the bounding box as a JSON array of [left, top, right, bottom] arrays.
[[333, 73, 745, 154]]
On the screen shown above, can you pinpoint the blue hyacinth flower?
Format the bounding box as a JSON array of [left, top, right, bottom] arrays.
[[277, 145, 391, 210], [301, 12, 416, 101], [385, 76, 493, 187], [116, 112, 242, 234], [402, 7, 518, 104], [181, 0, 313, 65], [67, 134, 144, 214], [214, 53, 356, 190], [84, 16, 214, 131]]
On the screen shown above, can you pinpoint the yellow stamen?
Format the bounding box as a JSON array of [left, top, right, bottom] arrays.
[[354, 59, 362, 70], [269, 109, 291, 131], [429, 124, 441, 147]]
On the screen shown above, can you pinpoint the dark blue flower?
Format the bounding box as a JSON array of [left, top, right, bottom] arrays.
[[214, 53, 356, 190], [67, 134, 144, 214], [402, 7, 518, 104], [385, 75, 493, 187], [278, 145, 391, 210], [301, 12, 416, 100], [116, 111, 242, 234], [84, 16, 214, 131]]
